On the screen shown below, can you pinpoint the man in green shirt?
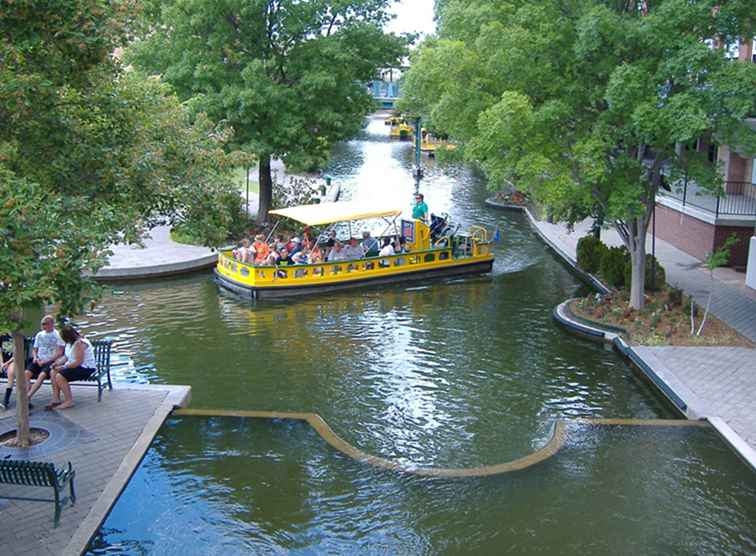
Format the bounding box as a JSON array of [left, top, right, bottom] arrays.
[[412, 193, 428, 222]]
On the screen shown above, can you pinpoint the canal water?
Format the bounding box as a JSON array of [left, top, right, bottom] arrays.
[[85, 116, 755, 554]]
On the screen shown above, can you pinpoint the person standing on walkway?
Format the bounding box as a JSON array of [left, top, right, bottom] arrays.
[[412, 193, 428, 223]]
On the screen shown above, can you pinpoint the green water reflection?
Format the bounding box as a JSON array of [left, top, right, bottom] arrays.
[[87, 417, 756, 555]]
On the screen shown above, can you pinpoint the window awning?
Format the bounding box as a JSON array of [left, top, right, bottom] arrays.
[[269, 201, 403, 226]]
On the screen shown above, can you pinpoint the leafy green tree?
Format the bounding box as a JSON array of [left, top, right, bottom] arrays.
[[128, 0, 408, 222], [0, 0, 245, 445], [402, 0, 756, 309]]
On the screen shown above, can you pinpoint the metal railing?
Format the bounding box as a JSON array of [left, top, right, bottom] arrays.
[[661, 178, 756, 217]]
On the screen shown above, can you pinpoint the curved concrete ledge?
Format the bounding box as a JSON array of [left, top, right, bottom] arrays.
[[553, 299, 690, 416], [94, 253, 218, 281], [173, 409, 568, 477], [484, 198, 528, 211]]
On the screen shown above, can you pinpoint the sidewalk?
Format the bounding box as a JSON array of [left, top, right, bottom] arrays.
[[95, 225, 218, 280], [0, 383, 190, 555]]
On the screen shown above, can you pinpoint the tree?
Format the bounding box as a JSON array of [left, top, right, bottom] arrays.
[[128, 0, 409, 223], [0, 1, 246, 445], [401, 0, 756, 309]]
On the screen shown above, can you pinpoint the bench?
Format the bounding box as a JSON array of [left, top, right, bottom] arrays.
[[88, 339, 114, 402], [0, 459, 76, 526], [3, 338, 113, 403]]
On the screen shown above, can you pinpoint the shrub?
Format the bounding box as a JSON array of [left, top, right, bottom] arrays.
[[624, 254, 666, 292], [599, 246, 629, 288], [576, 235, 608, 274], [667, 287, 683, 307]]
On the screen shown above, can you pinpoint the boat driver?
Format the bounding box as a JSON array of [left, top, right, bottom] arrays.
[[412, 193, 428, 223]]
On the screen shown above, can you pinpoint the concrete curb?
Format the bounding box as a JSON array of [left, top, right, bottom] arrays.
[[552, 286, 755, 471], [485, 197, 611, 294], [93, 253, 218, 281]]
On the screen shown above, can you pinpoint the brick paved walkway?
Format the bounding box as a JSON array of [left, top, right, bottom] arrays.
[[634, 347, 756, 450], [0, 383, 189, 556]]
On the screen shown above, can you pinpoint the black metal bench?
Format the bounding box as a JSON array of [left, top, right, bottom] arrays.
[[87, 339, 114, 402], [0, 459, 76, 526]]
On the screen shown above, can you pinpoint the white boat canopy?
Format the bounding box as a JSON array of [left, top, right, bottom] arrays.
[[269, 200, 404, 226]]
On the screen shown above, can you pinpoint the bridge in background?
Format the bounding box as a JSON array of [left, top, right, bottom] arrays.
[[368, 67, 406, 109]]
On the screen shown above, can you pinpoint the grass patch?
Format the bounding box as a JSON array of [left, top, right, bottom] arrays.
[[170, 227, 204, 246], [570, 289, 754, 347]]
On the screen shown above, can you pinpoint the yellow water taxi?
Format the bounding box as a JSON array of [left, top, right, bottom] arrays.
[[419, 131, 457, 157], [215, 201, 495, 300], [390, 121, 414, 140]]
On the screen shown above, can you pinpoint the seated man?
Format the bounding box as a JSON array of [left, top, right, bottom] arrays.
[[361, 231, 380, 257], [342, 238, 364, 260], [327, 241, 347, 262], [26, 315, 66, 404]]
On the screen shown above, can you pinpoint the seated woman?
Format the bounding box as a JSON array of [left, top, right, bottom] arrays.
[[47, 325, 97, 410], [236, 238, 255, 264], [309, 245, 323, 264], [253, 234, 270, 265]]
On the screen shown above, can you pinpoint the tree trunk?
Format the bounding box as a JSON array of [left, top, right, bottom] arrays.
[[614, 213, 650, 311], [257, 154, 273, 224], [629, 242, 646, 310], [13, 330, 29, 448]]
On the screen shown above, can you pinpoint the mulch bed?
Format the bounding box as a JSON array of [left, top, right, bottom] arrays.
[[570, 289, 754, 347]]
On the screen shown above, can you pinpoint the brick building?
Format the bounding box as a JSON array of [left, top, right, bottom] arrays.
[[654, 37, 755, 286]]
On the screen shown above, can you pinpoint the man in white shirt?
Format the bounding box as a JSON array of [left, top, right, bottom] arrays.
[[2, 315, 65, 408], [328, 241, 347, 261]]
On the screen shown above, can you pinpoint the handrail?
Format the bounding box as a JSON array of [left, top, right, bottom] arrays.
[[220, 245, 458, 271]]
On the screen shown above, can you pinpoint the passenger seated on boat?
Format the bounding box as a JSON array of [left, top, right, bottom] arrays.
[[361, 231, 380, 257], [342, 238, 363, 260], [253, 234, 270, 265], [291, 248, 309, 265], [379, 238, 395, 257], [233, 238, 254, 264], [327, 241, 347, 262], [309, 245, 324, 264], [397, 236, 408, 253], [302, 227, 315, 249], [288, 237, 303, 257], [277, 248, 292, 266], [272, 234, 287, 252], [324, 230, 337, 248]]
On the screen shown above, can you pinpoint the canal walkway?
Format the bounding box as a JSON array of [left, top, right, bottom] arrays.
[[0, 383, 190, 556], [95, 225, 218, 281], [506, 204, 756, 459]]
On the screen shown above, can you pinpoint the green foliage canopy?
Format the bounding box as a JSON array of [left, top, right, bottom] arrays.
[[402, 0, 756, 308], [128, 0, 409, 220], [0, 0, 248, 330]]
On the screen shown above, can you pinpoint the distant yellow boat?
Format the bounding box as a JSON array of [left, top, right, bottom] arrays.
[[419, 130, 457, 156], [215, 201, 495, 300], [390, 121, 414, 140]]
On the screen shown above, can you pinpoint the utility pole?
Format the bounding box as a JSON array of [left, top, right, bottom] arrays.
[[413, 117, 423, 193]]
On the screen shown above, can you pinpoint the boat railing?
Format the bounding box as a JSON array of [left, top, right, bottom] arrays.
[[219, 246, 466, 283]]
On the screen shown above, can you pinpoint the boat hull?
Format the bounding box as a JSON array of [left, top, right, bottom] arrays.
[[214, 258, 493, 300]]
